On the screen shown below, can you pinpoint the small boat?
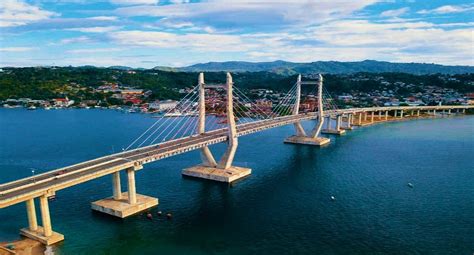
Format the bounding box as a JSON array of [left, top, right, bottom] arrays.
[[330, 196, 336, 201], [407, 182, 414, 188], [27, 106, 36, 110]]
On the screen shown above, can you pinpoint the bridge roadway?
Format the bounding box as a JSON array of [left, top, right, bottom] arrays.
[[0, 105, 470, 208]]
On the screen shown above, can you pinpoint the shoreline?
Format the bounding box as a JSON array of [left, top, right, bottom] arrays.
[[0, 239, 44, 255]]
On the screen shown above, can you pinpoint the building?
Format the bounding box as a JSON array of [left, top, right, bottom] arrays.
[[149, 100, 178, 111], [121, 89, 144, 96], [53, 97, 74, 107], [465, 93, 474, 105]]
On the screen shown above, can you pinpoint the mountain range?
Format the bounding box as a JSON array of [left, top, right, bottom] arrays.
[[152, 60, 473, 75]]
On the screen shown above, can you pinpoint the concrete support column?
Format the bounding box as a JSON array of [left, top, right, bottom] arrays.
[[370, 111, 374, 123], [394, 110, 397, 118], [325, 116, 331, 129], [378, 111, 382, 120], [417, 110, 420, 117], [364, 112, 368, 121], [293, 75, 307, 137], [462, 109, 466, 114], [310, 74, 325, 139], [448, 109, 451, 115], [218, 73, 239, 169], [358, 113, 362, 125], [400, 110, 404, 118], [26, 199, 38, 232], [336, 115, 341, 131], [197, 73, 218, 167], [39, 195, 52, 237], [347, 114, 352, 128], [127, 168, 137, 205], [433, 109, 437, 116], [385, 111, 388, 120], [112, 171, 122, 200]]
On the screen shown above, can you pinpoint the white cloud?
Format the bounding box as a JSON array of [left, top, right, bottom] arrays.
[[67, 48, 123, 54], [58, 36, 92, 45], [0, 47, 36, 52], [87, 16, 118, 21], [110, 0, 158, 5], [0, 0, 57, 27], [114, 0, 380, 30], [105, 17, 474, 66], [68, 26, 122, 33], [108, 30, 256, 52], [418, 4, 474, 14], [247, 51, 278, 59], [380, 7, 409, 17]]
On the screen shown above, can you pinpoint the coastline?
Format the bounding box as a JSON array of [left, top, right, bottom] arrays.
[[0, 239, 44, 255]]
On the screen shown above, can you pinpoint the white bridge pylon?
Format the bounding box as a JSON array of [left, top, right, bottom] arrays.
[[284, 74, 331, 146], [182, 72, 252, 182]]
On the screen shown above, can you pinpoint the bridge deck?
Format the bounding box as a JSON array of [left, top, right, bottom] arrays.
[[0, 105, 470, 208]]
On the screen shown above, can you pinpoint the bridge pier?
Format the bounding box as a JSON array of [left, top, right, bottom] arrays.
[[285, 74, 330, 146], [385, 110, 389, 120], [112, 171, 122, 200], [183, 73, 251, 183], [341, 113, 353, 130], [91, 164, 158, 218], [20, 196, 64, 245], [399, 110, 404, 119], [322, 114, 345, 135]]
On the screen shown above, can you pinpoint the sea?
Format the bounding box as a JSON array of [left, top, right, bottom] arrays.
[[0, 108, 473, 254]]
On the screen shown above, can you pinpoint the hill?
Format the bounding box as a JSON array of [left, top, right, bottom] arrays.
[[166, 60, 473, 75]]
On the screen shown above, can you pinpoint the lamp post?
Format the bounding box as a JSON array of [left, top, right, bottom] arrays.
[[30, 168, 36, 183]]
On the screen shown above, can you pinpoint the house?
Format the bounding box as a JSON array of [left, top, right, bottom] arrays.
[[53, 97, 74, 107]]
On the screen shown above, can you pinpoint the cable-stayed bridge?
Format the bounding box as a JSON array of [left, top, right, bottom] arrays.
[[0, 73, 472, 245]]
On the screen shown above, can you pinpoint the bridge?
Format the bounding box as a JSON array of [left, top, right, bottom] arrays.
[[0, 73, 472, 245]]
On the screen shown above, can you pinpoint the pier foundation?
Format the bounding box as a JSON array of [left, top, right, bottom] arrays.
[[20, 196, 64, 245], [91, 193, 158, 218], [182, 165, 251, 183], [284, 136, 330, 146], [91, 166, 158, 218], [322, 115, 346, 135]]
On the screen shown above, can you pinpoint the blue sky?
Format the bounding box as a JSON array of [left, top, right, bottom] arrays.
[[0, 0, 473, 67]]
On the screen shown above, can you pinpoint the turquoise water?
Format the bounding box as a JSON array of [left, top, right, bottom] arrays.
[[0, 108, 473, 254]]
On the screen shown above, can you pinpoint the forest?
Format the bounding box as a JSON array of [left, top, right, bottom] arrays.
[[0, 66, 472, 100]]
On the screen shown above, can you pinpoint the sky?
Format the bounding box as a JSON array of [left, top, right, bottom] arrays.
[[0, 0, 473, 68]]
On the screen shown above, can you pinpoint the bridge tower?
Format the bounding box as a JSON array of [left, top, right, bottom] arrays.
[[284, 74, 330, 146], [183, 73, 251, 183]]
